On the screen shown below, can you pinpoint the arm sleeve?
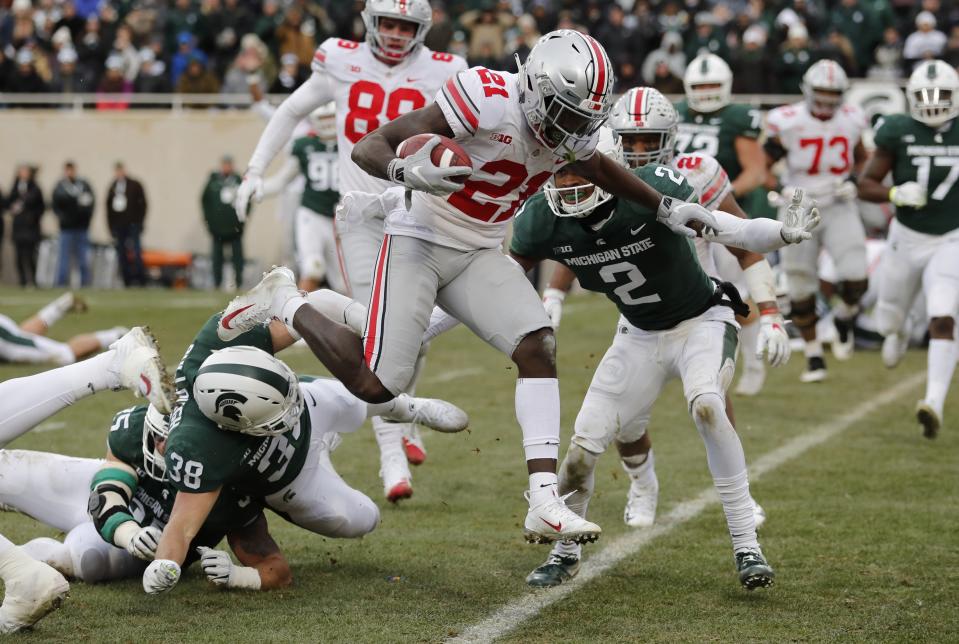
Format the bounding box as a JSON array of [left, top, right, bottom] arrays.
[[246, 73, 333, 175], [261, 157, 301, 197], [89, 460, 140, 546], [702, 209, 787, 253]]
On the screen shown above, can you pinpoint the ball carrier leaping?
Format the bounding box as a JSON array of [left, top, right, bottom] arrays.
[[222, 30, 723, 546]]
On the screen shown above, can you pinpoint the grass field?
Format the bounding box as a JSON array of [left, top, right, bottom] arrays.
[[1, 287, 957, 643]]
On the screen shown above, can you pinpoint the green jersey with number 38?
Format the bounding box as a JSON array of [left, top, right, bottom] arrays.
[[510, 164, 715, 331], [872, 113, 959, 235], [291, 134, 339, 216], [164, 315, 312, 495], [674, 101, 762, 182]]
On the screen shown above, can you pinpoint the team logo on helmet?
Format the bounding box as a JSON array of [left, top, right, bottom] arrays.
[[215, 392, 249, 423]]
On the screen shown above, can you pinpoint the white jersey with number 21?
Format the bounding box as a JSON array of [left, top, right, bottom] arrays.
[[311, 38, 467, 196]]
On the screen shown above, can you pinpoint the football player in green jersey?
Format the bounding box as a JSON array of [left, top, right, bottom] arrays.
[[261, 103, 345, 293], [510, 127, 819, 591], [858, 60, 959, 438], [675, 53, 767, 201]]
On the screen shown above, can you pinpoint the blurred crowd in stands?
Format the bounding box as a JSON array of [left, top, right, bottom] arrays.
[[0, 0, 956, 102]]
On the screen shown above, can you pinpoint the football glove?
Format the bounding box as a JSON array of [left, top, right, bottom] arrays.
[[757, 312, 790, 367], [234, 172, 264, 222], [387, 136, 471, 196], [542, 288, 566, 329], [196, 546, 262, 590], [889, 182, 927, 208], [780, 188, 821, 244], [143, 559, 181, 594], [657, 197, 720, 238], [125, 525, 161, 562], [835, 180, 858, 202]]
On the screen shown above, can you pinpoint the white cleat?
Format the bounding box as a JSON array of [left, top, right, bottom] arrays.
[[799, 356, 827, 383], [831, 335, 854, 361], [379, 452, 413, 503], [882, 333, 907, 369], [407, 397, 469, 433], [0, 549, 70, 634], [524, 491, 602, 545], [109, 326, 174, 414], [401, 424, 427, 466], [217, 266, 299, 341], [734, 364, 767, 396], [623, 473, 659, 528], [753, 499, 767, 530]]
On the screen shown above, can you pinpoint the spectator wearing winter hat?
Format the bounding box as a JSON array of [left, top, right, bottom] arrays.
[[641, 31, 685, 87], [829, 0, 880, 75], [269, 52, 306, 95], [7, 48, 49, 93], [110, 23, 141, 82], [904, 11, 947, 70], [732, 25, 771, 94], [171, 31, 198, 86], [49, 46, 92, 92], [53, 0, 85, 43], [96, 54, 132, 110], [774, 22, 813, 94], [685, 12, 729, 62], [133, 48, 172, 95], [870, 26, 904, 80], [176, 53, 220, 106]]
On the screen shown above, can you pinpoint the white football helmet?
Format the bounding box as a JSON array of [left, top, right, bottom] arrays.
[[194, 346, 302, 437], [519, 30, 615, 159], [801, 59, 848, 119], [142, 403, 170, 481], [907, 59, 959, 127], [308, 100, 337, 142], [684, 53, 732, 113], [608, 87, 679, 167], [544, 126, 625, 218], [361, 0, 432, 62]]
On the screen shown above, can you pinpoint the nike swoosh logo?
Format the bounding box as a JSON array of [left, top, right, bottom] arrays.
[[406, 77, 419, 82], [140, 374, 152, 395], [221, 305, 254, 330], [630, 224, 647, 235], [541, 518, 562, 531]]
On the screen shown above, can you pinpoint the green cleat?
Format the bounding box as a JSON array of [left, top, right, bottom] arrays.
[[525, 553, 580, 588], [735, 549, 775, 590]]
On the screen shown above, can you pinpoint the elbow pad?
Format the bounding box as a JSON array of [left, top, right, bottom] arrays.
[[88, 461, 139, 544]]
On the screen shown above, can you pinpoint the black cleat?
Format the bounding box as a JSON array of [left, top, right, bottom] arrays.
[[916, 401, 941, 440], [735, 549, 775, 590], [526, 553, 580, 588]]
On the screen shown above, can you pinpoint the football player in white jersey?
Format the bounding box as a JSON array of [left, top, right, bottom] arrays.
[[219, 31, 727, 548], [235, 0, 469, 502], [764, 59, 869, 383], [542, 87, 791, 531]]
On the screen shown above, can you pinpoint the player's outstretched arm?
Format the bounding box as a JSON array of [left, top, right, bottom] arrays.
[[144, 488, 221, 594], [570, 152, 663, 211], [196, 513, 292, 591], [857, 147, 899, 203]]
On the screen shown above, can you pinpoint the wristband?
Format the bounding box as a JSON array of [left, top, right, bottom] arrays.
[[759, 307, 779, 317], [387, 158, 404, 184], [543, 287, 567, 302], [112, 520, 140, 549]]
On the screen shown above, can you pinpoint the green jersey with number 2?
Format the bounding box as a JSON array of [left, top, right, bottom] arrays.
[[510, 164, 715, 331], [164, 315, 312, 495], [872, 113, 959, 235], [674, 101, 762, 182], [291, 134, 339, 216]]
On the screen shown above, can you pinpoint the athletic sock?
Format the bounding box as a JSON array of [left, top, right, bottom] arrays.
[[36, 293, 75, 329], [528, 471, 558, 506], [622, 449, 655, 485], [714, 470, 759, 553], [372, 416, 408, 468], [803, 338, 824, 360], [925, 339, 956, 415], [278, 294, 310, 330], [516, 378, 560, 463], [553, 539, 581, 558], [93, 327, 127, 350]]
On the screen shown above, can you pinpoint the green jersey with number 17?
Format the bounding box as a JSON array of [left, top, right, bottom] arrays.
[[164, 315, 312, 495], [510, 164, 715, 331], [674, 101, 762, 182], [872, 113, 959, 235]]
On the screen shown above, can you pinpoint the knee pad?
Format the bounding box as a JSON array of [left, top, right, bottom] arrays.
[[571, 405, 630, 455], [838, 279, 868, 306], [690, 392, 727, 432], [64, 522, 139, 583], [785, 270, 819, 301], [926, 282, 959, 320], [790, 296, 818, 330]]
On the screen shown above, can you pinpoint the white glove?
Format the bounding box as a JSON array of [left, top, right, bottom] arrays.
[[756, 312, 790, 367], [387, 136, 471, 196], [835, 180, 858, 202], [780, 188, 821, 244], [196, 546, 262, 590], [542, 288, 566, 329], [126, 526, 161, 562], [234, 172, 264, 222], [889, 181, 927, 208], [142, 559, 181, 594], [657, 197, 719, 238]]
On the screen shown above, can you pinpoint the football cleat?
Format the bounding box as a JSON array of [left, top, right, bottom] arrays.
[[109, 326, 174, 414], [882, 333, 907, 369], [734, 363, 766, 396], [217, 266, 299, 341], [753, 499, 767, 530], [380, 452, 413, 503], [63, 292, 88, 314], [831, 320, 854, 361], [524, 491, 602, 545], [526, 551, 581, 588], [623, 471, 659, 528], [408, 397, 469, 433], [735, 548, 775, 590], [916, 401, 941, 440], [401, 424, 427, 465], [799, 356, 827, 383], [0, 550, 70, 634]]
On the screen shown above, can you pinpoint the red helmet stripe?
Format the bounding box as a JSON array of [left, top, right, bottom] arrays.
[[632, 87, 646, 124], [579, 33, 607, 108]]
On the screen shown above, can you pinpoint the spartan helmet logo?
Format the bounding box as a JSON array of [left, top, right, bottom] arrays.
[[215, 392, 249, 423], [929, 63, 939, 80], [700, 58, 709, 74]]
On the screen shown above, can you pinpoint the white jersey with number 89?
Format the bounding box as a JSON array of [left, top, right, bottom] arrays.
[[311, 38, 467, 196], [764, 100, 866, 197]]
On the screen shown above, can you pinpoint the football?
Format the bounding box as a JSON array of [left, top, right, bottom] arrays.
[[396, 133, 473, 181]]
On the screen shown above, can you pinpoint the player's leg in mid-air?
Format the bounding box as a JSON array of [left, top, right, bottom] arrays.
[[0, 327, 174, 448], [0, 531, 69, 634], [819, 200, 869, 360]]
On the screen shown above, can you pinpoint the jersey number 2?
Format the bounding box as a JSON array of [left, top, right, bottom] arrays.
[[600, 262, 662, 306], [344, 81, 426, 144]]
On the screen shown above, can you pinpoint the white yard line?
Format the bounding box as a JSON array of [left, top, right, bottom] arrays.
[[448, 370, 926, 644], [33, 421, 66, 433], [422, 367, 484, 385]]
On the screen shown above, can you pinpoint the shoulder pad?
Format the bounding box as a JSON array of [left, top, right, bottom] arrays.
[[436, 67, 512, 138], [312, 37, 362, 75]]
